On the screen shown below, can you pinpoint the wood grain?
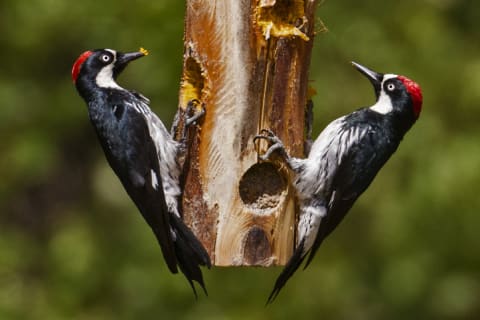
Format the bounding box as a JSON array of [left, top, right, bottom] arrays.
[[175, 0, 319, 266]]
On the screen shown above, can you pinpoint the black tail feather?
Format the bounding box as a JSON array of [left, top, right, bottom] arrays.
[[174, 237, 205, 298], [266, 239, 307, 304], [170, 214, 211, 296]]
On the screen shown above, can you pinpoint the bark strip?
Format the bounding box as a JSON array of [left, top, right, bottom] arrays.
[[176, 0, 318, 266]]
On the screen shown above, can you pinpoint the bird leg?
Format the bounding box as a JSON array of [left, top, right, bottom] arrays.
[[170, 99, 206, 139], [176, 100, 206, 181], [254, 129, 292, 165], [181, 99, 206, 142], [185, 99, 206, 127]]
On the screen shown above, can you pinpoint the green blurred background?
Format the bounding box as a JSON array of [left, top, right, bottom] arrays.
[[1, 0, 479, 319]]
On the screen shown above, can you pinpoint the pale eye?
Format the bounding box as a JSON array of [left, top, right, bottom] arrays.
[[387, 83, 395, 91], [101, 54, 111, 62]]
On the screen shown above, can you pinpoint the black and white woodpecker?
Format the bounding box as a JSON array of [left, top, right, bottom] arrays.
[[255, 62, 423, 303], [72, 48, 211, 296]]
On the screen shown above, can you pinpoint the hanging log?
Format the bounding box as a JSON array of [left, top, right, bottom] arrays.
[[174, 0, 319, 266]]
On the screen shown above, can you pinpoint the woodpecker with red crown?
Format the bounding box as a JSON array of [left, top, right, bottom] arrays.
[[255, 62, 423, 303], [72, 48, 210, 296]]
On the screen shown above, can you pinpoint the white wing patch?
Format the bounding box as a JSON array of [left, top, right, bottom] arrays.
[[151, 169, 159, 190], [140, 103, 182, 217], [125, 98, 150, 116], [293, 115, 371, 251], [296, 117, 346, 195], [298, 205, 327, 254]]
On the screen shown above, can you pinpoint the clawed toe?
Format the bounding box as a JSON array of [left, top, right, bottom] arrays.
[[259, 128, 275, 137], [254, 129, 280, 145], [253, 129, 288, 162], [179, 99, 206, 143], [257, 154, 268, 161], [253, 134, 268, 145], [185, 99, 206, 127]]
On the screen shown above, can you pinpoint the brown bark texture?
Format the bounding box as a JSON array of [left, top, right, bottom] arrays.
[[174, 0, 318, 266]]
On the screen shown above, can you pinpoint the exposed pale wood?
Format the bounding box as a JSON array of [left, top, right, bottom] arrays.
[[175, 0, 318, 266]]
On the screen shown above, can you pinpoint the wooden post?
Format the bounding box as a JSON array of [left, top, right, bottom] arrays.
[[175, 0, 318, 266]]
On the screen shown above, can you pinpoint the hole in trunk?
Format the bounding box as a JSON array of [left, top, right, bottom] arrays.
[[180, 56, 205, 107], [243, 226, 272, 265], [239, 162, 287, 213]]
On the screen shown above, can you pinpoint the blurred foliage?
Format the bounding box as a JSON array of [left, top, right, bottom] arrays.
[[1, 0, 479, 319]]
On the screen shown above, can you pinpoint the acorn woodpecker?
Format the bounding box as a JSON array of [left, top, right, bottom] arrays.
[[255, 62, 423, 303], [72, 49, 211, 296]]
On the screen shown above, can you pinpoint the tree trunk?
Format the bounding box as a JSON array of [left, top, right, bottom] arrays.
[[175, 0, 318, 266]]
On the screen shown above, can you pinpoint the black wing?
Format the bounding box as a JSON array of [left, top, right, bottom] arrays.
[[267, 111, 402, 303], [140, 102, 212, 295], [107, 93, 211, 295], [93, 96, 178, 273], [304, 120, 398, 267]]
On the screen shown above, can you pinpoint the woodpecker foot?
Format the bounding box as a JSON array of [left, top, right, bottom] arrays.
[[180, 99, 206, 142], [254, 129, 289, 162], [185, 99, 206, 127]]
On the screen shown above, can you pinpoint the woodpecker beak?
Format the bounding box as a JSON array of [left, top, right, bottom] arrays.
[[351, 62, 383, 99], [113, 51, 146, 77], [117, 51, 146, 65]]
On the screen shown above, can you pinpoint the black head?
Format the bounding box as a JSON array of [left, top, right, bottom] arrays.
[[352, 62, 423, 122], [72, 49, 146, 94]]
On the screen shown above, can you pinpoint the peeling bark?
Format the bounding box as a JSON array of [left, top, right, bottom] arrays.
[[175, 0, 318, 266]]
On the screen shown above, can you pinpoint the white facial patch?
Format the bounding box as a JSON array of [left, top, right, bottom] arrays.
[[370, 91, 393, 114], [95, 49, 121, 89], [105, 49, 116, 55], [369, 73, 397, 115], [383, 74, 397, 82]]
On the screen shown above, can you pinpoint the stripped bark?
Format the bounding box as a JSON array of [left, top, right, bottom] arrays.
[[175, 0, 319, 266]]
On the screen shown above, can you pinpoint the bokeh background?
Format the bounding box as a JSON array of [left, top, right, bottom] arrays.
[[1, 0, 479, 319]]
